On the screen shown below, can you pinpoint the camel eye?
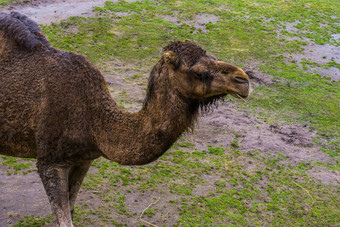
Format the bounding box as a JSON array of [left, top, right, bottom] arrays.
[[202, 72, 211, 79], [195, 72, 211, 80]]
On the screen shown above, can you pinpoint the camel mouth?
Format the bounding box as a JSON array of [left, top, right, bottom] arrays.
[[238, 94, 249, 99], [232, 80, 252, 99], [229, 91, 249, 99], [235, 94, 248, 99]]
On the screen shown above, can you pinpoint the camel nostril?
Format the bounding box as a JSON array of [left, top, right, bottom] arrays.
[[235, 76, 249, 84]]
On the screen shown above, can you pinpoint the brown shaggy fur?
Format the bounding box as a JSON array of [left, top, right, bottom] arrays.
[[0, 12, 250, 227]]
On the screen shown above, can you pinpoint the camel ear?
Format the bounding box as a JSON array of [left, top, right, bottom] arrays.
[[163, 51, 179, 69]]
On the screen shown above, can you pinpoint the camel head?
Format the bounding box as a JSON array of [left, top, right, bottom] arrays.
[[162, 40, 250, 101]]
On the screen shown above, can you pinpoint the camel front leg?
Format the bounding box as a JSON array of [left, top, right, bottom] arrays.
[[68, 160, 93, 219], [37, 161, 73, 227]]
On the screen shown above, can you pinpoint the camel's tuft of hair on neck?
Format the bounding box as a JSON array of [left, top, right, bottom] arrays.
[[144, 40, 208, 108], [163, 40, 206, 67]]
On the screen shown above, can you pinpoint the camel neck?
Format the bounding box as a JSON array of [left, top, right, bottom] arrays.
[[93, 90, 199, 165]]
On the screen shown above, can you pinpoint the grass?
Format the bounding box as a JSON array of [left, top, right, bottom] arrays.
[[13, 215, 53, 227], [0, 156, 35, 175], [12, 146, 340, 226], [0, 0, 14, 6], [0, 0, 339, 226], [0, 0, 33, 7]]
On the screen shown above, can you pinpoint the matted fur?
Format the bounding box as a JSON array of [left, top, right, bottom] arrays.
[[0, 11, 50, 50], [163, 40, 207, 67]]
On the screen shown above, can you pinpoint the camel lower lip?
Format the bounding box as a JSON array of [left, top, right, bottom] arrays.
[[230, 93, 248, 99]]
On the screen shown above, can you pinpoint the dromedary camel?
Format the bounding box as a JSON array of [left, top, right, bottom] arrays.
[[0, 12, 250, 227]]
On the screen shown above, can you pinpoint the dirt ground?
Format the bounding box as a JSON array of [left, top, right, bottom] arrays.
[[0, 1, 339, 226]]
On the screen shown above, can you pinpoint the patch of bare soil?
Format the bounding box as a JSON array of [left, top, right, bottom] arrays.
[[277, 21, 340, 81], [244, 69, 274, 87], [285, 42, 340, 81], [183, 103, 336, 168], [0, 0, 113, 25], [0, 166, 50, 226], [159, 12, 220, 33]]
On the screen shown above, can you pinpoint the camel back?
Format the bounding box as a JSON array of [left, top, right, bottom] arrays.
[[0, 12, 50, 50]]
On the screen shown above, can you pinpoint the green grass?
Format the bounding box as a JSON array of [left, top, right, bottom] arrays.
[[0, 156, 34, 175], [15, 146, 339, 226], [13, 215, 53, 227], [0, 0, 14, 6]]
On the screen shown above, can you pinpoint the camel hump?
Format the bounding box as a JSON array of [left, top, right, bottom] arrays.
[[0, 12, 50, 50]]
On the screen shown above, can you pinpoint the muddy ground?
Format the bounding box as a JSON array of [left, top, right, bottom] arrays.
[[0, 1, 339, 226]]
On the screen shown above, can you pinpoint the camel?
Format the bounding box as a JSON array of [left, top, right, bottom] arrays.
[[0, 12, 250, 227]]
